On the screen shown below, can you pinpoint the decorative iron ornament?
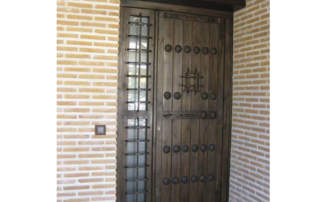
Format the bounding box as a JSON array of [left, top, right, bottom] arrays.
[[180, 68, 203, 94]]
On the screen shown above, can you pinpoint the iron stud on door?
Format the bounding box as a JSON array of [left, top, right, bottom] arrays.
[[173, 92, 182, 100], [200, 175, 207, 182], [200, 144, 207, 152], [165, 44, 172, 52], [191, 144, 199, 152], [202, 47, 209, 54], [163, 91, 171, 100], [163, 145, 170, 153], [181, 176, 188, 184], [201, 92, 208, 100], [191, 175, 198, 183], [173, 145, 181, 153], [182, 145, 189, 152], [172, 177, 180, 184], [183, 45, 191, 53], [193, 46, 201, 54], [175, 45, 182, 53], [162, 178, 171, 185]]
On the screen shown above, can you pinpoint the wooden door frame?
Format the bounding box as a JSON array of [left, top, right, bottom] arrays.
[[117, 2, 234, 201]]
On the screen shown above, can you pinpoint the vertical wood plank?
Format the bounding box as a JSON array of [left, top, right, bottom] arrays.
[[171, 18, 183, 202], [221, 17, 233, 202], [171, 119, 181, 202], [191, 21, 201, 111], [162, 16, 174, 113], [205, 22, 219, 202], [180, 119, 191, 202], [182, 20, 192, 112], [152, 12, 164, 202], [208, 23, 219, 112], [206, 121, 217, 202], [189, 120, 200, 201], [198, 21, 209, 202], [158, 12, 174, 202]]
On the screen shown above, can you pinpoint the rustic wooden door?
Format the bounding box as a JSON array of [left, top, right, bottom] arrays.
[[118, 5, 233, 202], [154, 11, 226, 202]]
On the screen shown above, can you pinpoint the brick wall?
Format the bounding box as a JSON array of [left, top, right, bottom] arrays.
[[229, 0, 270, 201], [56, 0, 119, 201], [57, 0, 269, 201]]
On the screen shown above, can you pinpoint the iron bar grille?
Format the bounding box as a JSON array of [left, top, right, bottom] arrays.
[[125, 118, 149, 202], [126, 15, 151, 112]]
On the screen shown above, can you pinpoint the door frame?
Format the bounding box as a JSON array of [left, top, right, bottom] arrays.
[[117, 2, 234, 201]]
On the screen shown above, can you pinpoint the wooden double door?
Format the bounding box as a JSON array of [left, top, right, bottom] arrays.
[[118, 6, 233, 202]]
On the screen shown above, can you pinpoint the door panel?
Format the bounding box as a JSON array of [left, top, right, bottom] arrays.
[[155, 11, 225, 202], [118, 7, 230, 202]]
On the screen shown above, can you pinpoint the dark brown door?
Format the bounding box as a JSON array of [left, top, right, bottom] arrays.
[[118, 6, 232, 202], [154, 11, 225, 202]]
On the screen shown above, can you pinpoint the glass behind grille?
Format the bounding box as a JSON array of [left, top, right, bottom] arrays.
[[125, 118, 148, 202], [126, 15, 151, 112]]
